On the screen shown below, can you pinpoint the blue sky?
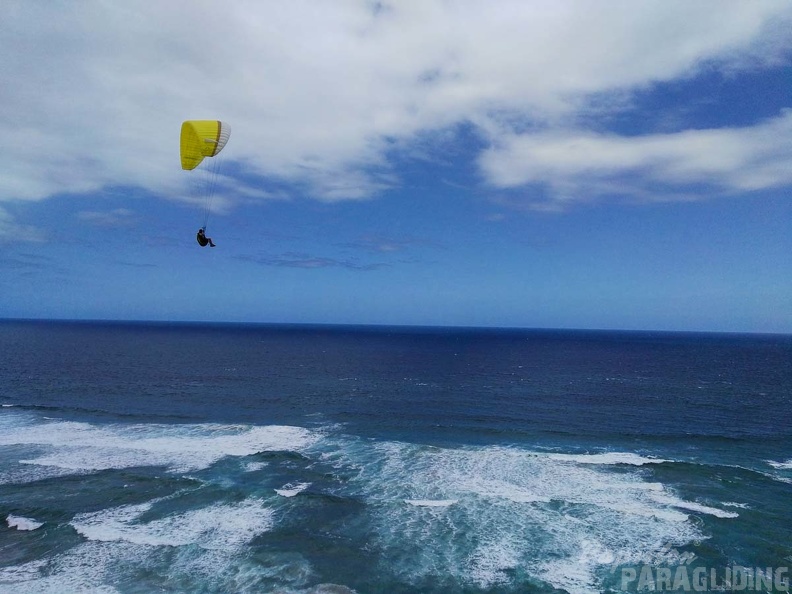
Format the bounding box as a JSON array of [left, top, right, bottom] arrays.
[[2, 1, 791, 332]]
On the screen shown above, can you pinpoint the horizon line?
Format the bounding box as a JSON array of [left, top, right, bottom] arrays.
[[1, 317, 789, 338]]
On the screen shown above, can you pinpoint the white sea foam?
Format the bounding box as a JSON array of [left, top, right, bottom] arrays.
[[0, 464, 91, 486], [404, 499, 458, 507], [467, 537, 522, 587], [0, 537, 312, 594], [767, 459, 792, 470], [545, 451, 670, 466], [327, 440, 715, 594], [457, 476, 552, 503], [72, 498, 275, 550], [0, 558, 48, 583], [539, 538, 617, 594], [275, 482, 311, 497], [7, 514, 43, 531], [300, 585, 357, 594], [0, 418, 318, 474], [0, 543, 120, 593], [647, 492, 739, 519], [244, 461, 268, 472], [0, 410, 745, 594]]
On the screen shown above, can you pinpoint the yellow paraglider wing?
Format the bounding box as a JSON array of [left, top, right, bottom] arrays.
[[180, 120, 231, 171]]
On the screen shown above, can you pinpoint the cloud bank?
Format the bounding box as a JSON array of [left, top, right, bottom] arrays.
[[2, 0, 791, 213], [480, 109, 792, 208]]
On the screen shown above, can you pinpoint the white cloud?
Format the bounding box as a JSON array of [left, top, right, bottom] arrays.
[[1, 0, 791, 207], [77, 208, 136, 227], [479, 110, 792, 206]]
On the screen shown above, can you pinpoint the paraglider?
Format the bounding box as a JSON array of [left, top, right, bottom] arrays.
[[180, 120, 230, 246], [196, 227, 216, 247]]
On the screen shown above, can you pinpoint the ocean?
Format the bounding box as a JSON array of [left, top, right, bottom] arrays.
[[0, 320, 790, 594]]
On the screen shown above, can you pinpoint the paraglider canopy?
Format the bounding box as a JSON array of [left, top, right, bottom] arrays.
[[180, 120, 231, 231], [180, 120, 231, 170]]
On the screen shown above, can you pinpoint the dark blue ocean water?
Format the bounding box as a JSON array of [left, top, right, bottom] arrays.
[[0, 320, 790, 593]]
